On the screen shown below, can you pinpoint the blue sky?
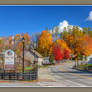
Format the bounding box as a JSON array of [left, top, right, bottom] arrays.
[[0, 6, 92, 37]]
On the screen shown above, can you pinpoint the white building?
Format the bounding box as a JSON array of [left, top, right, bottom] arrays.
[[87, 55, 92, 64], [30, 49, 44, 66]]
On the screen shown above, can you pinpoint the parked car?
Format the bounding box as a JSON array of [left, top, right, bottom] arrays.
[[42, 57, 50, 65]]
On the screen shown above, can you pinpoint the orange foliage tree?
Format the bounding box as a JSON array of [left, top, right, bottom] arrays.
[[14, 33, 31, 56], [63, 26, 92, 59], [8, 36, 12, 49], [81, 35, 92, 56], [64, 27, 85, 56], [53, 38, 71, 54]]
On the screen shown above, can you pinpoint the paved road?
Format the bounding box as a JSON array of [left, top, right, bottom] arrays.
[[48, 62, 92, 87]]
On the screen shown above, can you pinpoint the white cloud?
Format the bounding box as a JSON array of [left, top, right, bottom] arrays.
[[86, 11, 92, 21], [50, 20, 82, 34], [58, 20, 73, 32]]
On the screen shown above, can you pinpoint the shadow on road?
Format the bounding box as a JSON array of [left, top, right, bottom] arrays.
[[53, 68, 92, 74]]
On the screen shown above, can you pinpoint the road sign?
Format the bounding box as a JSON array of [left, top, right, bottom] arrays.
[[4, 49, 15, 70]]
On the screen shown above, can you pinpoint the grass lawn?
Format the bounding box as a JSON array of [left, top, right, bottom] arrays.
[[38, 65, 49, 69], [75, 63, 92, 70]]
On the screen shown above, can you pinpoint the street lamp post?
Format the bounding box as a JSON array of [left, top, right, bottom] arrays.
[[22, 37, 25, 79]]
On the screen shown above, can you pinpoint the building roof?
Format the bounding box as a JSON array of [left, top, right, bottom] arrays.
[[24, 51, 34, 62], [30, 49, 43, 58]]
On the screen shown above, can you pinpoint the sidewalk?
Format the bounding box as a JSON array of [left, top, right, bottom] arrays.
[[38, 67, 56, 82]]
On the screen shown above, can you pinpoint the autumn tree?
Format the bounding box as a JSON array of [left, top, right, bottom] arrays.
[[60, 27, 68, 40], [0, 37, 8, 51], [72, 31, 92, 57], [23, 33, 30, 49], [55, 26, 59, 40], [14, 34, 21, 48], [51, 26, 59, 41], [63, 49, 70, 59], [35, 32, 40, 48], [62, 26, 92, 62], [31, 32, 40, 49], [53, 38, 71, 54], [37, 30, 53, 57], [65, 27, 84, 55], [51, 27, 56, 41], [52, 44, 64, 62], [8, 36, 12, 49], [14, 33, 31, 57], [81, 35, 92, 56], [14, 33, 30, 49], [0, 39, 3, 52], [51, 38, 71, 62]]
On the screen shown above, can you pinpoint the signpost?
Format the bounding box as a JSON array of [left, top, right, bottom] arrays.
[[4, 50, 15, 70]]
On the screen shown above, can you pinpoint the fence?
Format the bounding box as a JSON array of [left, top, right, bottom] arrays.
[[0, 49, 38, 81], [0, 65, 38, 80]]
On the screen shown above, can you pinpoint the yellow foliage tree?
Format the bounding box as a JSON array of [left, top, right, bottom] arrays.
[[37, 30, 53, 57]]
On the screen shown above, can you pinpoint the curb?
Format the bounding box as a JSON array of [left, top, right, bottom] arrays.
[[74, 68, 92, 73]]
